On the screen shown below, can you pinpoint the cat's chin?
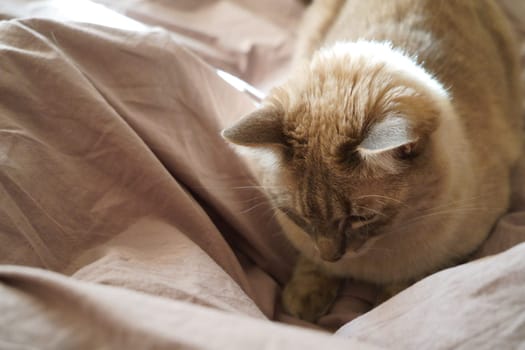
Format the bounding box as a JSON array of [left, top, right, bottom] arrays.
[[316, 234, 385, 264], [340, 234, 384, 259], [344, 236, 369, 255]]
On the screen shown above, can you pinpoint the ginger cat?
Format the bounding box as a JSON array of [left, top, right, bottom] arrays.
[[222, 0, 523, 321]]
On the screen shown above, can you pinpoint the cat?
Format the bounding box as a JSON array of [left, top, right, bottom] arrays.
[[222, 0, 523, 322]]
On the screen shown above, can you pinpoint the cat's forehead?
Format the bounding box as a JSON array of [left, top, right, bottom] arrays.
[[277, 41, 447, 147], [280, 70, 391, 147]]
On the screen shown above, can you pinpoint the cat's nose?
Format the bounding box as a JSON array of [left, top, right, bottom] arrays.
[[316, 235, 345, 262]]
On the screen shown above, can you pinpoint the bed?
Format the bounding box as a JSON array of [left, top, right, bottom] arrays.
[[0, 1, 524, 348]]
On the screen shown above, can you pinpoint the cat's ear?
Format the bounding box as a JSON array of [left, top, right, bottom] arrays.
[[222, 106, 285, 147], [355, 115, 433, 172], [357, 116, 417, 156]]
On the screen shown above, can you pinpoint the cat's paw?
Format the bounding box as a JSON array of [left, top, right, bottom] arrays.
[[375, 281, 411, 305], [282, 277, 340, 322]]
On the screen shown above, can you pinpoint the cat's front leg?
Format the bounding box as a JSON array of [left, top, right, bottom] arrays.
[[375, 281, 412, 305], [282, 256, 341, 322]]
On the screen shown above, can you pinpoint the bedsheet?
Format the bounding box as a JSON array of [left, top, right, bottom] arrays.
[[0, 1, 524, 349]]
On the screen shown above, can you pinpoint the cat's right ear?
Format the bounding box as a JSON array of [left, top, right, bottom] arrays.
[[221, 106, 285, 147]]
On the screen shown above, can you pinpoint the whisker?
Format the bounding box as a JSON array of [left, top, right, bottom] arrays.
[[391, 206, 506, 231], [417, 189, 502, 213], [352, 194, 405, 205], [239, 201, 275, 214], [230, 185, 283, 190], [352, 204, 388, 218]]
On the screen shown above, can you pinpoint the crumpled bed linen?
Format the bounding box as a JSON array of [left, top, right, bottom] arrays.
[[0, 1, 525, 349]]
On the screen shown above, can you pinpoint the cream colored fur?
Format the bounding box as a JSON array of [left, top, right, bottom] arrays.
[[223, 0, 523, 321]]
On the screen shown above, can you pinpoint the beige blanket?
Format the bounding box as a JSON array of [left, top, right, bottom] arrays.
[[0, 1, 524, 349]]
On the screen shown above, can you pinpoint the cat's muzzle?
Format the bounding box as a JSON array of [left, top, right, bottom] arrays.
[[315, 235, 345, 262]]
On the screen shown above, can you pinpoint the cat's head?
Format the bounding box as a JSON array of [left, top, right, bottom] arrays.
[[223, 41, 454, 263]]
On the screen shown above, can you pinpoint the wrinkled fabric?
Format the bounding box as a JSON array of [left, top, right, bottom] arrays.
[[0, 0, 524, 349], [0, 17, 296, 316], [0, 266, 381, 350], [336, 243, 525, 350]]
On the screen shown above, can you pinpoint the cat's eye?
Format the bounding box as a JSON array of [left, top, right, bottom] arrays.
[[395, 141, 420, 159], [349, 214, 377, 229]]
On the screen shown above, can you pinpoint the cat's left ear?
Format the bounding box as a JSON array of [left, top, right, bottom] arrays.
[[222, 106, 285, 147]]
